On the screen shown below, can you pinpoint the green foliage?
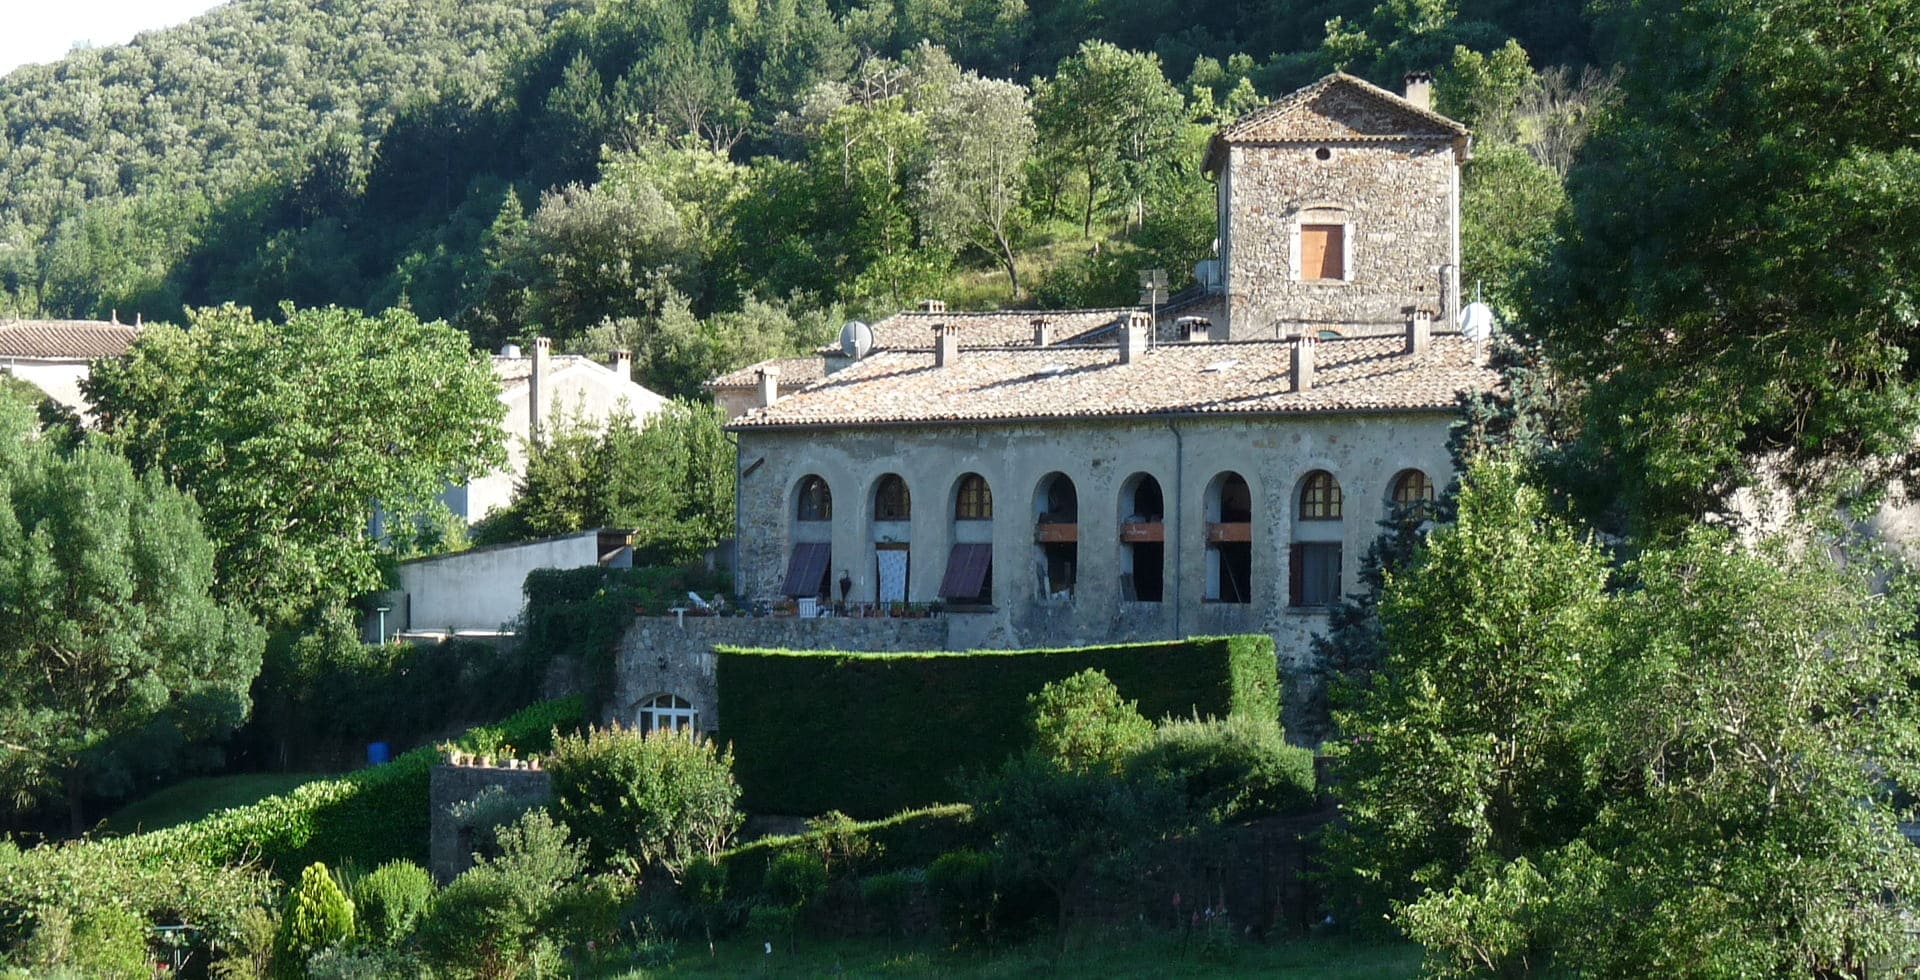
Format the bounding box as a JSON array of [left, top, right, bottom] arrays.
[[351, 861, 436, 949], [1026, 669, 1154, 774], [207, 905, 277, 980], [1527, 0, 1920, 529], [473, 400, 734, 565], [8, 905, 152, 979], [717, 636, 1278, 816], [0, 401, 265, 831], [84, 305, 505, 626], [276, 863, 355, 969], [925, 848, 997, 943], [712, 804, 979, 899], [1128, 714, 1316, 824], [1325, 457, 1609, 921], [416, 810, 581, 979], [547, 725, 743, 879], [763, 851, 829, 909], [1033, 41, 1185, 238], [517, 563, 730, 709]]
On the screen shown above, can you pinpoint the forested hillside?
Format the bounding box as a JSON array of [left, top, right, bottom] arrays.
[[0, 0, 1597, 397]]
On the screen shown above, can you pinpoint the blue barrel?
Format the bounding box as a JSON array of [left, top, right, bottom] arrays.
[[367, 741, 390, 765]]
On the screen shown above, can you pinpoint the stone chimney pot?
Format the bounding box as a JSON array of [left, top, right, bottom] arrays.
[[934, 324, 960, 368], [1403, 71, 1434, 112], [757, 366, 781, 408], [611, 348, 633, 381], [1292, 335, 1316, 393], [918, 299, 947, 314], [1032, 318, 1051, 346], [1119, 312, 1150, 364], [530, 337, 552, 442], [1406, 309, 1433, 356]]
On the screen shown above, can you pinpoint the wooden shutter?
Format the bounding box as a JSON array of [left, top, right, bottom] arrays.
[[939, 544, 993, 599], [1301, 224, 1345, 280], [1288, 543, 1305, 606], [781, 542, 831, 597]]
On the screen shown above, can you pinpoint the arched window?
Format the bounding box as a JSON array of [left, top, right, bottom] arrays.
[[1034, 473, 1078, 599], [1391, 469, 1434, 508], [1205, 472, 1253, 603], [955, 473, 993, 520], [1299, 470, 1342, 520], [797, 475, 833, 521], [1119, 474, 1165, 602], [636, 694, 697, 734], [874, 475, 911, 521]]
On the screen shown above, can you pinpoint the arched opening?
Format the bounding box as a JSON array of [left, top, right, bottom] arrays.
[[1118, 474, 1164, 602], [940, 473, 994, 605], [1390, 468, 1435, 518], [871, 474, 912, 605], [1205, 472, 1253, 603], [635, 693, 698, 734], [1033, 473, 1078, 599], [1290, 470, 1343, 607], [782, 475, 833, 601]]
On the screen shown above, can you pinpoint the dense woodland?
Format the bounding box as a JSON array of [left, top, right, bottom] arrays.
[[0, 0, 1592, 397]]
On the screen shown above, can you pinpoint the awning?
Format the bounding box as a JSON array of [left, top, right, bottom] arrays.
[[938, 543, 993, 600], [782, 542, 831, 597]]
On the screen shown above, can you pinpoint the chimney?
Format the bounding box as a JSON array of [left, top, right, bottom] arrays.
[[934, 323, 960, 368], [1292, 335, 1316, 393], [530, 336, 551, 442], [1032, 317, 1051, 346], [611, 348, 633, 381], [1178, 317, 1213, 343], [757, 366, 781, 408], [918, 299, 947, 314], [1119, 312, 1151, 364], [1405, 308, 1433, 356], [1403, 71, 1434, 112]]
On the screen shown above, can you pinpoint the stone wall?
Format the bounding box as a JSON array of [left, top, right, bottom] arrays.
[[1220, 139, 1457, 339], [611, 615, 949, 731], [428, 763, 552, 883]]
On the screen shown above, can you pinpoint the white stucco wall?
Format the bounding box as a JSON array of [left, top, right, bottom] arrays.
[[2, 360, 93, 417], [397, 530, 608, 632]]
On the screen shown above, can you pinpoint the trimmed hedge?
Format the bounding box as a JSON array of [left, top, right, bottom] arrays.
[[523, 565, 730, 708], [715, 805, 980, 897], [717, 636, 1279, 816], [115, 697, 586, 875]]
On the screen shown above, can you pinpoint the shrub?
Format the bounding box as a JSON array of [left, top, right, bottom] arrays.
[[1130, 714, 1316, 822], [860, 870, 921, 938], [762, 852, 828, 909], [416, 811, 581, 979], [926, 849, 997, 943], [277, 863, 355, 970], [718, 636, 1278, 815], [208, 905, 276, 980], [716, 805, 980, 897], [0, 841, 272, 962], [1028, 669, 1154, 774], [444, 785, 541, 860], [9, 905, 151, 979], [351, 860, 435, 948], [304, 944, 419, 979], [547, 726, 742, 878]]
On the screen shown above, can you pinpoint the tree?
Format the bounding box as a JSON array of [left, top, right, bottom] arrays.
[[1025, 669, 1153, 775], [919, 73, 1036, 294], [546, 725, 743, 879], [85, 305, 505, 626], [1032, 41, 1185, 237], [0, 403, 263, 832], [1525, 0, 1920, 531], [1324, 456, 1610, 923]]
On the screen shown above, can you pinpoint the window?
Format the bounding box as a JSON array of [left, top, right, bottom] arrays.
[[874, 475, 911, 521], [1035, 474, 1078, 598], [1119, 474, 1164, 603], [636, 694, 697, 734], [1392, 469, 1434, 508], [955, 473, 993, 520], [797, 476, 832, 521], [1206, 472, 1253, 603], [1290, 543, 1342, 607], [1299, 471, 1342, 520], [1300, 224, 1346, 280]]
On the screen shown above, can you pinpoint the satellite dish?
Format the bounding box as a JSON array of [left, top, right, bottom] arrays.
[[838, 319, 873, 360], [1459, 302, 1496, 344]]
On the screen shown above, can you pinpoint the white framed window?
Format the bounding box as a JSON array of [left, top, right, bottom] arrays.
[[636, 694, 698, 734]]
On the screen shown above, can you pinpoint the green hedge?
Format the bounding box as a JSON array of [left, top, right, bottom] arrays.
[[715, 805, 981, 897], [114, 697, 586, 875], [522, 565, 730, 708], [717, 636, 1279, 816]]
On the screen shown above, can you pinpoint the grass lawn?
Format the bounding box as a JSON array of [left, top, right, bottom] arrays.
[[589, 931, 1420, 979], [95, 772, 325, 836]]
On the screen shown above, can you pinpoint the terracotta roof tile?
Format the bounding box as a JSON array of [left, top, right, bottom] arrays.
[[1203, 72, 1469, 172], [707, 355, 829, 390], [819, 307, 1135, 354], [731, 333, 1496, 430], [0, 319, 141, 359]]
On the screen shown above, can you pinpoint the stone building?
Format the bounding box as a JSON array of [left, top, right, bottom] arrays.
[[0, 316, 141, 418], [655, 71, 1489, 728]]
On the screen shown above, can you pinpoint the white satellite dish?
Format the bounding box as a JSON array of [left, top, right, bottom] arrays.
[[1459, 302, 1496, 344], [838, 319, 874, 360]]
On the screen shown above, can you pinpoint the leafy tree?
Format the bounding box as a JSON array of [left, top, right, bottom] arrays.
[[416, 809, 581, 978], [1033, 42, 1185, 237], [0, 403, 264, 832], [1324, 456, 1610, 921], [1526, 0, 1920, 531], [919, 73, 1036, 295], [546, 725, 743, 880], [84, 305, 505, 626], [1025, 669, 1153, 775], [1459, 143, 1564, 314]]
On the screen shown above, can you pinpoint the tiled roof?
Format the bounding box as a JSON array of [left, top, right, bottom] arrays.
[[492, 353, 608, 389], [820, 308, 1136, 354], [708, 356, 828, 391], [1204, 72, 1469, 172], [731, 333, 1496, 430], [0, 319, 141, 359]]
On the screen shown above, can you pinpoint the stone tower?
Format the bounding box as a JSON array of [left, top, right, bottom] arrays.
[[1202, 72, 1472, 341]]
